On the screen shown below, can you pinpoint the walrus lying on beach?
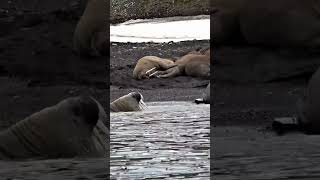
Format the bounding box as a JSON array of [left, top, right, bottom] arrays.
[[133, 56, 176, 80], [111, 92, 147, 112], [195, 83, 211, 104], [0, 96, 108, 160], [133, 48, 210, 79], [151, 48, 210, 78], [73, 0, 107, 56]]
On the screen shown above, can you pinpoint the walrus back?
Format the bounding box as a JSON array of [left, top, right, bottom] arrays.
[[0, 97, 108, 159], [110, 95, 142, 112], [176, 54, 210, 77]]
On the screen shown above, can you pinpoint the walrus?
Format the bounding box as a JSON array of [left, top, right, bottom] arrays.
[[151, 50, 210, 78], [110, 92, 147, 112], [295, 67, 320, 134], [273, 67, 320, 134], [73, 0, 107, 56], [214, 0, 320, 47], [0, 96, 109, 160], [195, 83, 211, 104], [132, 56, 176, 80]]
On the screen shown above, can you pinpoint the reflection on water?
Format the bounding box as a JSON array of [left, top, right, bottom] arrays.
[[110, 101, 210, 179], [110, 15, 210, 43]]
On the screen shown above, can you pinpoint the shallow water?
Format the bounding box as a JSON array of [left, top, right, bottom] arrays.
[[110, 101, 210, 179], [0, 158, 107, 179], [110, 15, 210, 43]]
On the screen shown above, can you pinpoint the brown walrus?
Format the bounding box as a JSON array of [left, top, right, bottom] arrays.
[[0, 96, 109, 160], [73, 0, 107, 56], [132, 56, 176, 80], [151, 48, 210, 78], [214, 0, 320, 47], [110, 92, 147, 112]]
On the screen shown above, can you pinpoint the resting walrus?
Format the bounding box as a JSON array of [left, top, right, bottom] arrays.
[[73, 0, 107, 56], [132, 56, 176, 80], [111, 92, 147, 112], [133, 48, 210, 79], [0, 96, 108, 160], [151, 49, 210, 78]]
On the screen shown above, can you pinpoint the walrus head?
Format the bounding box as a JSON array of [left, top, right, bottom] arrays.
[[0, 96, 108, 159], [70, 96, 100, 126], [110, 92, 147, 112]]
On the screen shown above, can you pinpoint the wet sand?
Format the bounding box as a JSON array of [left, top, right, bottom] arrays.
[[110, 40, 210, 102], [213, 46, 320, 179], [0, 3, 109, 179]]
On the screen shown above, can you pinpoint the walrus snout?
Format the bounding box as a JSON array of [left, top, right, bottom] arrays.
[[72, 96, 99, 126]]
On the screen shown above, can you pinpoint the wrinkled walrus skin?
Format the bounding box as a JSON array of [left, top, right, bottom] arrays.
[[110, 92, 146, 112], [214, 0, 320, 47], [0, 96, 109, 160], [155, 48, 210, 78], [133, 56, 176, 80], [73, 0, 107, 56]]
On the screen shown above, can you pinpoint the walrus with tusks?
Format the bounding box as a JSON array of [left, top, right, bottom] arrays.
[[73, 0, 107, 57], [133, 56, 176, 80], [111, 92, 147, 112], [0, 96, 109, 159]]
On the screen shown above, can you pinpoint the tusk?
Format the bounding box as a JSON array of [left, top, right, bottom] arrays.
[[146, 67, 157, 75], [139, 100, 148, 110], [149, 71, 159, 78]]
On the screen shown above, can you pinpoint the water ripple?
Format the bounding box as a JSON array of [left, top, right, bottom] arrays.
[[110, 101, 210, 179]]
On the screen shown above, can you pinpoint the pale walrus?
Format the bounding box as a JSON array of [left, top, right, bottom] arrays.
[[132, 56, 176, 80], [111, 92, 147, 112], [195, 83, 211, 104], [73, 0, 107, 56], [0, 96, 109, 160], [151, 49, 210, 78]]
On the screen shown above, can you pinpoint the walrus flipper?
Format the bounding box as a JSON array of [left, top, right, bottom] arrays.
[[151, 66, 182, 78]]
